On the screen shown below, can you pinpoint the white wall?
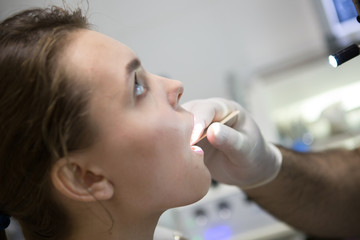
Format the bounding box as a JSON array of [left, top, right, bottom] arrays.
[[0, 0, 327, 103]]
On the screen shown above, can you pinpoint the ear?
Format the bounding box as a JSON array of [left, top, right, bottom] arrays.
[[51, 158, 114, 202]]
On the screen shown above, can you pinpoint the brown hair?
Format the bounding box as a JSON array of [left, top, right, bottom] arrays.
[[0, 6, 95, 240]]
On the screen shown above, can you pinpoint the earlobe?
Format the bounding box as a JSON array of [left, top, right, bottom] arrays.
[[51, 158, 114, 202]]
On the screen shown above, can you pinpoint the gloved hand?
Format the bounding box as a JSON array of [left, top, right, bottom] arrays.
[[182, 98, 282, 189]]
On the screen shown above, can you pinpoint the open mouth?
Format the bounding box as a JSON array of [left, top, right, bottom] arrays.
[[190, 110, 240, 146], [191, 145, 203, 153]]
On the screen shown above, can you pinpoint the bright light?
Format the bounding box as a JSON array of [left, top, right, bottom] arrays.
[[328, 55, 338, 68]]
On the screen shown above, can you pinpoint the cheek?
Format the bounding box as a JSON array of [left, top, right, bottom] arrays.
[[101, 115, 208, 209], [135, 117, 188, 158], [121, 126, 190, 190], [107, 122, 187, 186], [134, 126, 210, 206], [134, 125, 188, 175]]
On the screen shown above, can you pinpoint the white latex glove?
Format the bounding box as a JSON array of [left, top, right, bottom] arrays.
[[182, 98, 282, 189]]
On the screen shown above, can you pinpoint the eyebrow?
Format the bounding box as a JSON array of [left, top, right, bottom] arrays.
[[126, 58, 141, 77]]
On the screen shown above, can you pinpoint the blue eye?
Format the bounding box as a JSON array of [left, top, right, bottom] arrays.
[[134, 72, 146, 96]]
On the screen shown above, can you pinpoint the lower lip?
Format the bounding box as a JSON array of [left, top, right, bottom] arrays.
[[191, 145, 204, 154]]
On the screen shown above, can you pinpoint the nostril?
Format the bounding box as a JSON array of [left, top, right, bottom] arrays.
[[168, 86, 183, 108], [164, 78, 184, 108], [177, 85, 184, 101], [178, 91, 183, 102]]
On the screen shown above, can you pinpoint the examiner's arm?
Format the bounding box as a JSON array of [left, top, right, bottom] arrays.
[[245, 146, 360, 237], [184, 98, 360, 238]]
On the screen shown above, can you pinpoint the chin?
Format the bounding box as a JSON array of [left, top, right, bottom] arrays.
[[179, 176, 212, 207]]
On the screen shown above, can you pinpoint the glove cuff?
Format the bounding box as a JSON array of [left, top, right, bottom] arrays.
[[240, 143, 283, 190]]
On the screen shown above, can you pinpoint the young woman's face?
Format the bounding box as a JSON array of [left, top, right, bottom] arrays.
[[63, 30, 211, 212]]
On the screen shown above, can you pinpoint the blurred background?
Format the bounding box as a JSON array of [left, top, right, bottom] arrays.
[[2, 0, 360, 239]]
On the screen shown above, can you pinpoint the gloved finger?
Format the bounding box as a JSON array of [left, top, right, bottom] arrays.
[[183, 98, 242, 124], [207, 123, 252, 161], [204, 154, 239, 185], [202, 131, 248, 185], [183, 98, 245, 145], [183, 100, 220, 126], [183, 99, 226, 145], [183, 100, 215, 144]]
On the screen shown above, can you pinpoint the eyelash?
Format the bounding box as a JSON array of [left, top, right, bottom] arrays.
[[134, 72, 146, 97]]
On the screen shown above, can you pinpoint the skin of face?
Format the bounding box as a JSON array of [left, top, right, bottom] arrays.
[[61, 30, 211, 217]]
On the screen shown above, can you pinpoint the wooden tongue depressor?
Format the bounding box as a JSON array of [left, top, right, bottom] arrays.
[[194, 110, 240, 144]]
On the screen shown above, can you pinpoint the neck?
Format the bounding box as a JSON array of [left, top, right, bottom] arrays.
[[67, 203, 162, 240], [117, 215, 160, 240]]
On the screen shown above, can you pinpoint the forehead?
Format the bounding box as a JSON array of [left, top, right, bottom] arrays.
[[59, 29, 138, 124], [61, 29, 136, 85]]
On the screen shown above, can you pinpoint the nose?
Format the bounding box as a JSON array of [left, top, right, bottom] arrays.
[[164, 78, 184, 108]]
